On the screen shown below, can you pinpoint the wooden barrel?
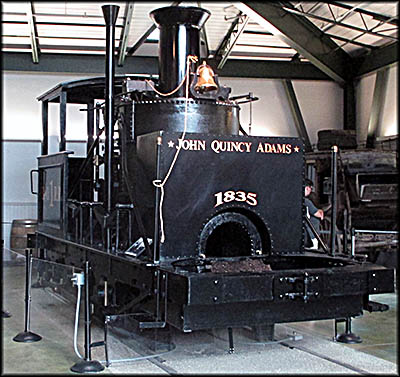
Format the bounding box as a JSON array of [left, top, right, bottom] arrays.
[[10, 219, 37, 255]]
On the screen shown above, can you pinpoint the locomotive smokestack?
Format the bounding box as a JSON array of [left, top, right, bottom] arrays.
[[150, 6, 210, 97], [102, 5, 119, 219]]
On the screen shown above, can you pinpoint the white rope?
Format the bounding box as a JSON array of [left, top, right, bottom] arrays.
[[152, 55, 198, 243], [145, 75, 186, 97], [73, 283, 84, 359]]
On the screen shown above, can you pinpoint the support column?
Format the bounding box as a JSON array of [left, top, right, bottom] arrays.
[[87, 102, 94, 155], [282, 79, 312, 152], [343, 81, 356, 131], [59, 91, 67, 152], [41, 101, 48, 155], [366, 68, 389, 148]]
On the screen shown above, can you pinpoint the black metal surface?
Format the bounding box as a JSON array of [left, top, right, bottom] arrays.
[[70, 360, 104, 374], [102, 5, 119, 224], [330, 147, 338, 255], [37, 152, 72, 238], [335, 318, 362, 344], [198, 212, 262, 258], [30, 4, 395, 340], [13, 250, 42, 343], [86, 103, 94, 155], [59, 91, 67, 151], [41, 101, 48, 155], [164, 256, 394, 331], [150, 6, 210, 96], [129, 100, 240, 138], [134, 132, 304, 260]]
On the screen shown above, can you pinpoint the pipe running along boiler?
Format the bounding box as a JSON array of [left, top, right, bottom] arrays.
[[32, 5, 394, 344]]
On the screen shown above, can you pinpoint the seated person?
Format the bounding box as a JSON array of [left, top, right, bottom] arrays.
[[304, 179, 324, 249]]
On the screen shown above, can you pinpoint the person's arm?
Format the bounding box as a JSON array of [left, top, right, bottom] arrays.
[[314, 209, 324, 220], [305, 198, 324, 220]]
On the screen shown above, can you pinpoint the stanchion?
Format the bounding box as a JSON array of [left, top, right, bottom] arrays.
[[70, 261, 104, 373], [13, 249, 42, 343], [329, 145, 338, 256], [228, 327, 235, 354], [334, 317, 362, 344]]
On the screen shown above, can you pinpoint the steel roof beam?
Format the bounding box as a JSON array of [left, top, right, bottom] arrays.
[[127, 0, 181, 56], [343, 81, 356, 131], [118, 2, 134, 66], [282, 79, 312, 152], [2, 20, 124, 27], [198, 2, 210, 58], [235, 2, 351, 84], [25, 1, 39, 63], [352, 42, 398, 78], [281, 5, 398, 41], [3, 51, 331, 80], [213, 14, 242, 61], [321, 2, 370, 34], [215, 59, 332, 79], [127, 25, 156, 55], [213, 13, 250, 70], [366, 67, 390, 148], [3, 52, 159, 75], [327, 1, 398, 26], [325, 33, 376, 50]]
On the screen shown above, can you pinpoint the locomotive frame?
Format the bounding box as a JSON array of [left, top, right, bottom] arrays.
[[29, 4, 394, 351]]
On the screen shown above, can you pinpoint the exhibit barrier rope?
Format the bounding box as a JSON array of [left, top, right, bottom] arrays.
[[148, 55, 198, 243]]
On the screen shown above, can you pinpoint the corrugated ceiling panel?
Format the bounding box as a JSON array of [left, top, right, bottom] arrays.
[[37, 25, 121, 40], [0, 1, 397, 62]]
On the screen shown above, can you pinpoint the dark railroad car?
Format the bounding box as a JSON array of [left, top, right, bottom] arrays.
[[30, 4, 394, 350]]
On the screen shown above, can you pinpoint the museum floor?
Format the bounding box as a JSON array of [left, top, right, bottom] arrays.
[[2, 250, 397, 375]]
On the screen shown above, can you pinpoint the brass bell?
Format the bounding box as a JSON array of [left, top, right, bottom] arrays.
[[194, 61, 218, 93]]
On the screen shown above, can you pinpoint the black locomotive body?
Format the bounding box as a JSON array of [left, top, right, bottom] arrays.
[[32, 5, 394, 336]]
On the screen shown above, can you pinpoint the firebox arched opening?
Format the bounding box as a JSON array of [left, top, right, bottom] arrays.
[[198, 211, 270, 259]]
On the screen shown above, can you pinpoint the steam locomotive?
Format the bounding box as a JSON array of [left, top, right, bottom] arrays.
[[32, 5, 394, 340]]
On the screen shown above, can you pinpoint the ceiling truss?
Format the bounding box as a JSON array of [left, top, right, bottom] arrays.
[[212, 12, 250, 70], [1, 1, 397, 81], [117, 2, 134, 66], [25, 1, 39, 63]]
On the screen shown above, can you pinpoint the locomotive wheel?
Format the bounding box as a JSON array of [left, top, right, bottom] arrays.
[[198, 212, 262, 258]]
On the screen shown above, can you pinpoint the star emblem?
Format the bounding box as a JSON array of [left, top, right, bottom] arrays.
[[294, 146, 300, 152], [168, 140, 175, 148]]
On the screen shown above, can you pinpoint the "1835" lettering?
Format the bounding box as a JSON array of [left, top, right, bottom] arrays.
[[214, 190, 258, 207]]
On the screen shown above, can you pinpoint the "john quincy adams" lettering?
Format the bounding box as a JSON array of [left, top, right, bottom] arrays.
[[170, 138, 300, 154]]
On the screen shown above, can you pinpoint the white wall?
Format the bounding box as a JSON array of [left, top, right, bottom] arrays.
[[380, 65, 398, 137], [1, 140, 86, 251], [355, 64, 398, 146], [219, 77, 343, 146], [3, 71, 345, 147], [2, 72, 91, 252], [2, 72, 94, 142]]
